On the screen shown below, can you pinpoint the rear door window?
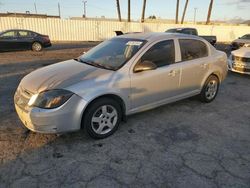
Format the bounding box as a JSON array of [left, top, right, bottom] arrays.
[[18, 31, 29, 37], [29, 32, 37, 37], [141, 40, 175, 67], [179, 39, 208, 61]]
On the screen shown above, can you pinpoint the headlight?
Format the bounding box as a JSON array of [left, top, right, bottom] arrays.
[[28, 89, 73, 109]]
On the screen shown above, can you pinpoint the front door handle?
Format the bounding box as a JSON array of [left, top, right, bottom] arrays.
[[200, 63, 208, 69]]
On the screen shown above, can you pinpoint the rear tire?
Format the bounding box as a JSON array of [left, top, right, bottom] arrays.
[[83, 98, 122, 139], [199, 75, 219, 103], [32, 42, 42, 52]]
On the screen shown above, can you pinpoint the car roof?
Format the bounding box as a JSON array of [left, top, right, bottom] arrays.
[[167, 27, 196, 30], [115, 32, 202, 42], [1, 29, 37, 33]]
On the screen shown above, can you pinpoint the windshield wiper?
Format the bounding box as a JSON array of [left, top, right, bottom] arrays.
[[74, 58, 98, 67], [94, 62, 116, 71], [74, 58, 115, 71]]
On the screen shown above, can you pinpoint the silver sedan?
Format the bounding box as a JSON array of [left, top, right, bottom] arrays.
[[14, 33, 228, 138]]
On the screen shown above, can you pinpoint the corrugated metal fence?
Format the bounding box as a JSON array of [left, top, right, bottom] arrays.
[[0, 17, 250, 42]]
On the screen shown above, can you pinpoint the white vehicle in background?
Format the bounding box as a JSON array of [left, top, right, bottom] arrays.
[[228, 44, 250, 75]]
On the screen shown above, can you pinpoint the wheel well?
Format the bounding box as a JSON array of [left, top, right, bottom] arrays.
[[81, 94, 126, 127], [211, 72, 221, 83], [32, 41, 41, 45], [201, 73, 221, 91]]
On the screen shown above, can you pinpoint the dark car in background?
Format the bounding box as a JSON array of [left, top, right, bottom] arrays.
[[230, 34, 250, 50], [165, 27, 217, 46], [0, 29, 51, 52]]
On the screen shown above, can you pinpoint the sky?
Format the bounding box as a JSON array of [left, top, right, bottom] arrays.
[[0, 0, 250, 21]]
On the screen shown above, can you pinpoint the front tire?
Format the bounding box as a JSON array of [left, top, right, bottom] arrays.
[[199, 75, 219, 103], [32, 42, 43, 52], [83, 98, 122, 139]]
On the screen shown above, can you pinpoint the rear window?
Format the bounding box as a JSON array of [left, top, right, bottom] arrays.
[[166, 28, 197, 36], [179, 39, 208, 61], [18, 31, 29, 37], [241, 34, 250, 39], [182, 29, 197, 35], [18, 31, 36, 37]]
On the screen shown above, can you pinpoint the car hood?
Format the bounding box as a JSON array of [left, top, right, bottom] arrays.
[[233, 39, 250, 44], [20, 59, 113, 93], [231, 47, 250, 58]]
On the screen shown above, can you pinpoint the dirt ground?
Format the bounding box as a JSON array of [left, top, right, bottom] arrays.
[[0, 43, 249, 188]]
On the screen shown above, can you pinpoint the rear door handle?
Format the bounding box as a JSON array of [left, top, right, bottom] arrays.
[[168, 70, 178, 77]]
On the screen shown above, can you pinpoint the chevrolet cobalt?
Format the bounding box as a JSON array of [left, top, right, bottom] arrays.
[[14, 33, 227, 138]]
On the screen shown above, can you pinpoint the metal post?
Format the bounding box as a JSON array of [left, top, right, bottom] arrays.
[[58, 3, 61, 18], [194, 8, 197, 24], [34, 3, 37, 14], [83, 1, 87, 18]]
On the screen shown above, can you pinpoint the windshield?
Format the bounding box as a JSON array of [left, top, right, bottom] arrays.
[[0, 30, 7, 36], [79, 38, 146, 70], [166, 29, 179, 33]]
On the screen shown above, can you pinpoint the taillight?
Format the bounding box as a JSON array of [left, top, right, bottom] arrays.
[[43, 36, 50, 42]]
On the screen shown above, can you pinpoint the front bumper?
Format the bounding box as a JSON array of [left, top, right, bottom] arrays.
[[228, 59, 250, 75], [15, 94, 87, 134]]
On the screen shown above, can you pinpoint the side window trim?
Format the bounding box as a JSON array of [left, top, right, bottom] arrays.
[[174, 38, 181, 63]]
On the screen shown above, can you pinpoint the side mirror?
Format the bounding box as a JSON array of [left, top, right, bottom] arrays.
[[134, 60, 157, 73]]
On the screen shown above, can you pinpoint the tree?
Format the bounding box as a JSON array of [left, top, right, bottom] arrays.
[[181, 0, 189, 24], [141, 0, 147, 23], [128, 0, 131, 22], [116, 0, 122, 22], [148, 15, 156, 19], [206, 0, 214, 25], [175, 0, 180, 24]]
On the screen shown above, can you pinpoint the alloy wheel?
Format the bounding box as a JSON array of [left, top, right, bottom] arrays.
[[91, 105, 118, 135], [205, 80, 218, 100], [32, 42, 42, 51]]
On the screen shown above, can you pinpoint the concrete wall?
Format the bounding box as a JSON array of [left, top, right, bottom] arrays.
[[0, 17, 250, 42]]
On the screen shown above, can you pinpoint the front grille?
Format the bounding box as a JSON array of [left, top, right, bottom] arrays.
[[15, 86, 33, 111], [233, 66, 250, 73]]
